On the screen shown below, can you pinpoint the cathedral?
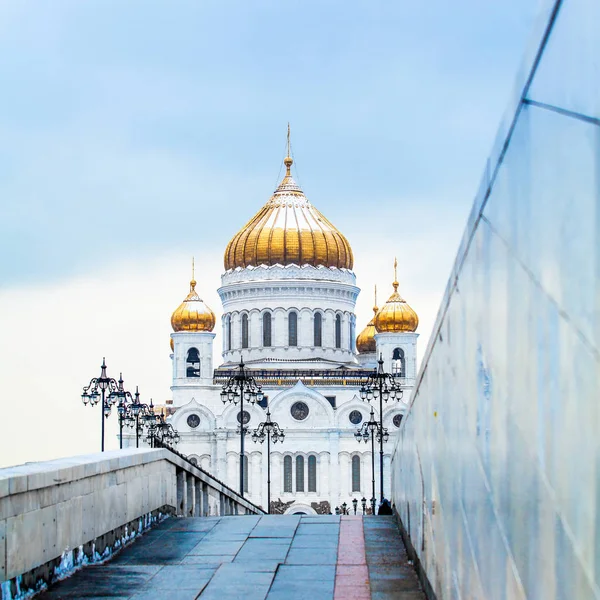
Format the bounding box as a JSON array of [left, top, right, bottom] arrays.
[[165, 140, 419, 515]]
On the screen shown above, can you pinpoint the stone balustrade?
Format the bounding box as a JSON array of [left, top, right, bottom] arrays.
[[0, 448, 264, 598]]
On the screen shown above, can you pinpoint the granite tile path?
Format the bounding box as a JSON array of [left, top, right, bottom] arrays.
[[39, 515, 425, 599]]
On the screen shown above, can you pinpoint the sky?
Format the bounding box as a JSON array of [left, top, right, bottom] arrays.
[[0, 0, 541, 468]]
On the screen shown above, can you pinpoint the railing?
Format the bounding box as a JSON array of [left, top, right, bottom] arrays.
[[213, 368, 383, 387], [0, 448, 264, 599]]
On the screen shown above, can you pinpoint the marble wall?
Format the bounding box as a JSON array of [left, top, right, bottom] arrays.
[[391, 1, 600, 598]]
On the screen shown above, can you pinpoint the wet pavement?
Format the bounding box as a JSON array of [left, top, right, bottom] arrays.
[[39, 515, 425, 599]]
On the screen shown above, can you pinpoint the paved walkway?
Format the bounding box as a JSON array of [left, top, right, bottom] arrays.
[[40, 515, 425, 599]]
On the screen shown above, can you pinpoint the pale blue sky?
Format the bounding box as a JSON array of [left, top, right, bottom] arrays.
[[0, 0, 539, 286], [0, 1, 542, 465]]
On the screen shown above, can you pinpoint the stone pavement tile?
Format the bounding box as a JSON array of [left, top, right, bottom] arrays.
[[235, 538, 291, 561], [296, 523, 339, 536], [201, 530, 249, 542], [218, 560, 280, 573], [300, 515, 340, 524], [290, 534, 338, 548], [189, 540, 246, 555], [250, 526, 297, 538], [268, 575, 335, 598], [144, 565, 216, 589], [258, 515, 301, 525], [334, 565, 370, 599], [39, 565, 160, 598], [198, 566, 275, 600], [276, 565, 336, 581], [180, 554, 234, 565], [131, 590, 200, 600], [286, 546, 338, 565]]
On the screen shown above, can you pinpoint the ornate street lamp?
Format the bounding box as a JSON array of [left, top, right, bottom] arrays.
[[220, 358, 264, 497], [125, 387, 152, 448], [359, 354, 401, 503], [146, 409, 180, 449], [352, 498, 358, 515], [355, 405, 389, 514], [361, 497, 367, 515], [251, 406, 285, 514], [81, 358, 125, 452]]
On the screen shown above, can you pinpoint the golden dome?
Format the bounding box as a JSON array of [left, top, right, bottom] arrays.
[[224, 129, 353, 271], [170, 337, 174, 352], [374, 261, 419, 333], [356, 286, 378, 354], [171, 275, 216, 333]]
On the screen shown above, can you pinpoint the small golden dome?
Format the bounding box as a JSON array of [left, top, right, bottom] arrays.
[[224, 127, 353, 271], [356, 285, 379, 354], [171, 277, 216, 333], [374, 261, 419, 333], [170, 337, 174, 352]]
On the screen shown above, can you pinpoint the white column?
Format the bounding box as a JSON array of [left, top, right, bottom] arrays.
[[299, 309, 312, 348], [329, 432, 340, 509], [323, 312, 334, 349], [250, 311, 260, 349]]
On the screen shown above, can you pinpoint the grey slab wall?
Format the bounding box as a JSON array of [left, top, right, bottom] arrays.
[[391, 1, 600, 599], [0, 448, 263, 594]]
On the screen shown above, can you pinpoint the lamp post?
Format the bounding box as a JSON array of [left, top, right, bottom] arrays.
[[125, 387, 152, 448], [352, 498, 358, 515], [361, 497, 367, 515], [146, 409, 180, 449], [359, 354, 401, 503], [81, 358, 124, 452], [220, 358, 264, 497], [251, 406, 285, 514], [355, 405, 390, 513], [114, 374, 135, 449]]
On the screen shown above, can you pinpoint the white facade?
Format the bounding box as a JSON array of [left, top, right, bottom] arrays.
[[163, 262, 417, 514]]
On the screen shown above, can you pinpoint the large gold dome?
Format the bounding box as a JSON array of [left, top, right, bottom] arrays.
[[374, 264, 419, 333], [171, 278, 216, 333], [224, 154, 353, 271], [356, 287, 378, 354]]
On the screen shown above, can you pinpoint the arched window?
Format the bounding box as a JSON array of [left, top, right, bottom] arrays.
[[241, 314, 249, 349], [226, 315, 232, 351], [392, 347, 405, 376], [243, 455, 249, 493], [335, 314, 342, 348], [186, 347, 200, 378], [314, 312, 322, 347], [296, 456, 305, 492], [352, 455, 361, 492], [288, 311, 298, 347], [263, 312, 272, 347], [308, 455, 317, 492], [283, 456, 292, 493], [349, 318, 355, 351]]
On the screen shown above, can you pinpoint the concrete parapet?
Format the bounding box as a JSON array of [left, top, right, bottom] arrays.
[[0, 448, 264, 597]]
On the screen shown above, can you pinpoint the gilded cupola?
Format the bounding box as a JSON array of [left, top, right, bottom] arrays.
[[356, 286, 378, 354], [171, 262, 216, 333], [374, 260, 419, 333], [224, 126, 354, 271]]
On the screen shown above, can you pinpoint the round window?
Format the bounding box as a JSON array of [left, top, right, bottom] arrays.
[[237, 410, 251, 425], [348, 410, 363, 425], [393, 414, 403, 428], [187, 414, 200, 428], [290, 401, 309, 421]]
